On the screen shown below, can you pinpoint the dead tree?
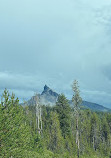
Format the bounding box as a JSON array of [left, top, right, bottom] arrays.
[[72, 80, 82, 158], [34, 94, 42, 135]]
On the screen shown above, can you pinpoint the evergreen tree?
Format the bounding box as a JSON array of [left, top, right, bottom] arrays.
[[56, 94, 71, 138], [47, 112, 64, 153], [0, 88, 111, 158], [0, 89, 33, 157], [90, 112, 100, 151]]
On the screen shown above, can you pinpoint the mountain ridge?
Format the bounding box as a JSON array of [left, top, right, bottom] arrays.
[[25, 85, 111, 112]]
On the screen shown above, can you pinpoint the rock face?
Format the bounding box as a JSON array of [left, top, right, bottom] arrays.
[[27, 85, 59, 106], [41, 85, 58, 97], [25, 85, 111, 112], [40, 85, 59, 105]]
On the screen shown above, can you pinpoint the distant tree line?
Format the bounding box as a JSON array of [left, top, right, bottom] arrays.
[[0, 81, 111, 158]]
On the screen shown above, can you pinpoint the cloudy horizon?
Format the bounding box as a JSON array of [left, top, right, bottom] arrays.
[[0, 0, 111, 108]]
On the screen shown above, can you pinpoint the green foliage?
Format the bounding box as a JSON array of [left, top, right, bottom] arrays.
[[56, 94, 71, 138], [0, 88, 111, 158], [0, 89, 36, 157], [47, 112, 64, 153]]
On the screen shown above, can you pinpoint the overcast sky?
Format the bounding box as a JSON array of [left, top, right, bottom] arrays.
[[0, 0, 111, 108]]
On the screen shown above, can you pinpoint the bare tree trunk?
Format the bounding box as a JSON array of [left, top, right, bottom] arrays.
[[36, 103, 38, 134], [40, 106, 42, 132], [92, 126, 98, 151], [76, 113, 80, 158], [38, 110, 40, 134], [35, 95, 42, 135], [93, 136, 95, 150]]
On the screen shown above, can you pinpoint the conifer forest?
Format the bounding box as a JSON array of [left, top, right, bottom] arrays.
[[0, 81, 111, 158]]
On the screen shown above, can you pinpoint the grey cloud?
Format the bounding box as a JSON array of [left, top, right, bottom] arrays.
[[81, 89, 111, 107], [102, 64, 111, 81], [0, 0, 111, 108]]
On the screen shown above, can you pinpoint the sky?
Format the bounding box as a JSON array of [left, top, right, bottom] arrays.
[[0, 0, 111, 108]]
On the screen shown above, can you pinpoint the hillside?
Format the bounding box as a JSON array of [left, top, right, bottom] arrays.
[[1, 88, 111, 158], [25, 85, 111, 112]]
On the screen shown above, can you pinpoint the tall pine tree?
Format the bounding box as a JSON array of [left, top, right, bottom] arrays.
[[56, 94, 71, 139]]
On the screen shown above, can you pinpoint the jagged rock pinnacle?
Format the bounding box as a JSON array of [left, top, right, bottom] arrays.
[[44, 85, 50, 91]]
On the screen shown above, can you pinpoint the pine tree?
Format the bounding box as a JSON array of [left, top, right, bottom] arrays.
[[56, 94, 71, 138], [48, 112, 64, 153], [0, 89, 33, 157], [90, 112, 99, 151]]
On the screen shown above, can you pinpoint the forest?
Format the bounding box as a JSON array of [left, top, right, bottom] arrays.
[[0, 81, 111, 158]]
